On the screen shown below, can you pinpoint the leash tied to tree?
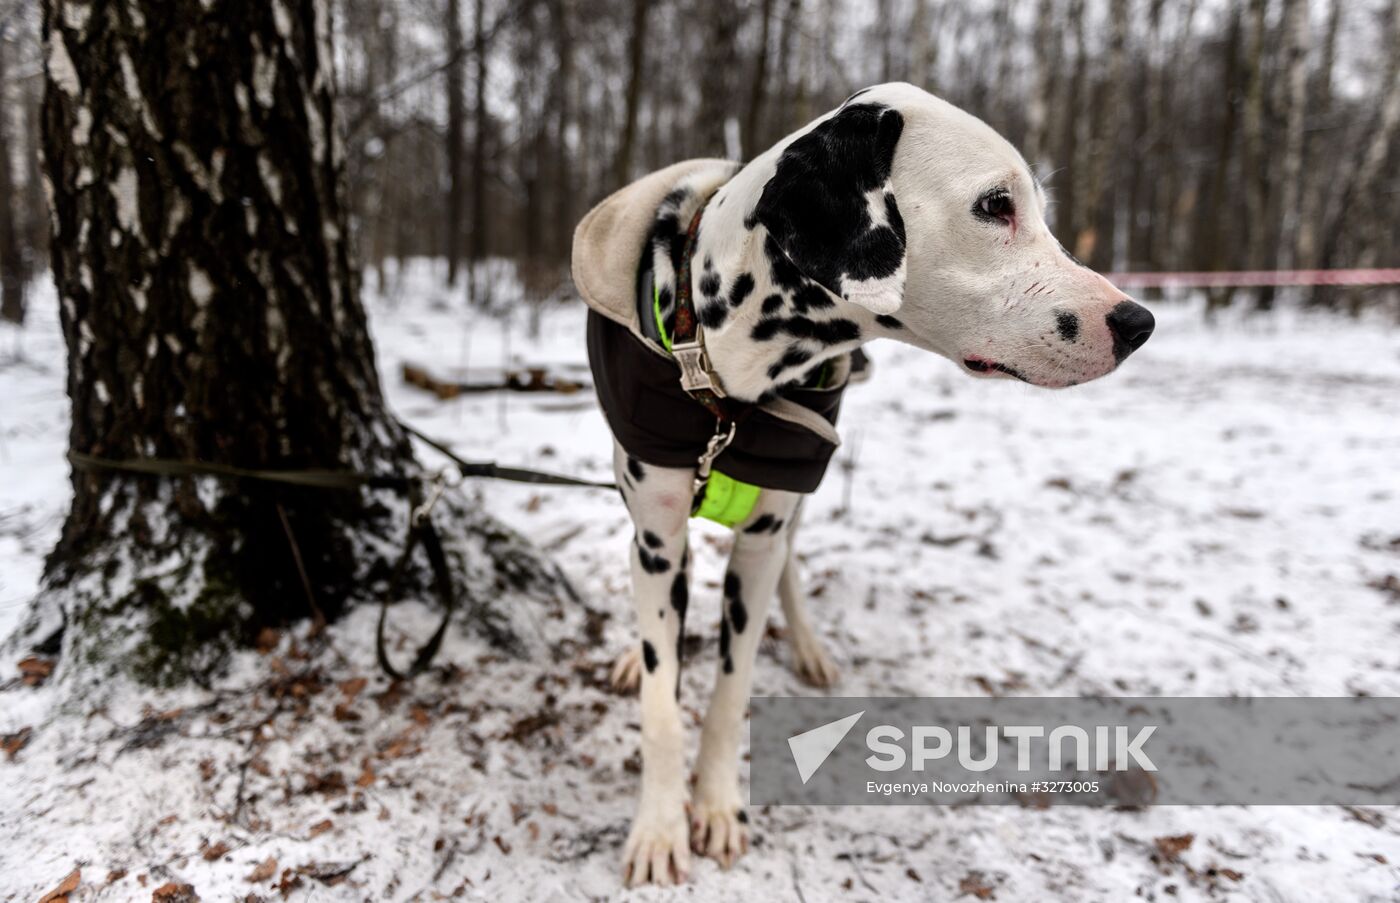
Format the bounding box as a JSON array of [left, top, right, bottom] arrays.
[[68, 419, 615, 680]]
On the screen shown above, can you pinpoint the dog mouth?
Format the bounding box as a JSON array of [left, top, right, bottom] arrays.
[[962, 356, 1031, 383]]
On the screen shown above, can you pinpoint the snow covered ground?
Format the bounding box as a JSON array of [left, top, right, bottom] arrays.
[[3, 262, 1399, 901]]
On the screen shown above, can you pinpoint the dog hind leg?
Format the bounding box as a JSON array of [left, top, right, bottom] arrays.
[[690, 489, 803, 868], [776, 508, 839, 687]]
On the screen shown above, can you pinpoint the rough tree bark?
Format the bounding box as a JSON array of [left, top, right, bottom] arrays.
[[0, 23, 25, 326], [21, 0, 558, 687], [445, 0, 466, 286], [1202, 6, 1245, 317], [1074, 0, 1128, 269]]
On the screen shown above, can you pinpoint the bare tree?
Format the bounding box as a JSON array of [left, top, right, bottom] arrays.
[[1241, 0, 1274, 309], [467, 0, 489, 300], [1275, 0, 1310, 275], [445, 0, 466, 286], [613, 0, 650, 185], [745, 0, 776, 158], [1296, 0, 1342, 271], [0, 18, 24, 325]]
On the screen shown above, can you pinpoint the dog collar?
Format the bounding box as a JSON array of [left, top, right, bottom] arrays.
[[670, 206, 733, 414]]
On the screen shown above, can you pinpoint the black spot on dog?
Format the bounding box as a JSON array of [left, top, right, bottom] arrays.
[[791, 284, 834, 314], [1055, 310, 1080, 343], [642, 641, 659, 673], [766, 347, 813, 379], [752, 316, 861, 346], [751, 103, 906, 305], [760, 293, 784, 316], [768, 518, 785, 533], [736, 809, 749, 824], [699, 270, 721, 298], [638, 545, 671, 574], [728, 273, 755, 308], [724, 572, 747, 634], [642, 530, 663, 549], [656, 284, 673, 314], [699, 298, 728, 330], [658, 608, 665, 619], [670, 570, 688, 617], [745, 513, 777, 534], [762, 233, 805, 291], [875, 313, 904, 330], [627, 455, 645, 482], [719, 618, 733, 674]]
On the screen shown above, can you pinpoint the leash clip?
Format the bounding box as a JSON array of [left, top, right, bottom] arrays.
[[691, 420, 737, 512], [413, 467, 462, 526], [672, 338, 727, 397]]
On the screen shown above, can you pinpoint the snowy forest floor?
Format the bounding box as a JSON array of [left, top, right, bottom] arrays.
[[2, 263, 1400, 902]]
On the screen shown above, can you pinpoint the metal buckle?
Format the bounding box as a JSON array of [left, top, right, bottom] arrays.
[[671, 339, 727, 397], [690, 420, 738, 511]]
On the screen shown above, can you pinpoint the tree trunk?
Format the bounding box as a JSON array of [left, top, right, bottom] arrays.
[[1274, 0, 1309, 276], [467, 0, 489, 302], [549, 0, 575, 263], [613, 0, 649, 186], [697, 0, 741, 158], [24, 0, 555, 687], [744, 0, 775, 159], [445, 0, 466, 286], [0, 25, 25, 326], [1203, 6, 1245, 317], [1296, 0, 1341, 272], [1074, 0, 1127, 268], [1055, 0, 1086, 242], [1241, 0, 1275, 310]]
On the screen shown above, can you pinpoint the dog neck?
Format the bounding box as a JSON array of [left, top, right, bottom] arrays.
[[648, 178, 907, 403]]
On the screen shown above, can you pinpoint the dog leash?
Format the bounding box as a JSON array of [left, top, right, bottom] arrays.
[[69, 418, 615, 680]]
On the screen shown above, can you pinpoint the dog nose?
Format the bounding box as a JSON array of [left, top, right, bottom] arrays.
[[1106, 301, 1155, 361]]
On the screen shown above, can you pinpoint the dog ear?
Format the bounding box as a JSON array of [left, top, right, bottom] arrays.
[[749, 103, 907, 315]]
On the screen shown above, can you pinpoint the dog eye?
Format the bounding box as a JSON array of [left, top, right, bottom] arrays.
[[974, 190, 1014, 224]]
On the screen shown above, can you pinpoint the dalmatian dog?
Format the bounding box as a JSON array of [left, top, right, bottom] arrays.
[[582, 82, 1155, 886]]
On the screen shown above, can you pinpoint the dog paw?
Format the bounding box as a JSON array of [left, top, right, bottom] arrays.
[[690, 795, 750, 869], [610, 646, 642, 693], [791, 632, 839, 688], [622, 802, 691, 887]]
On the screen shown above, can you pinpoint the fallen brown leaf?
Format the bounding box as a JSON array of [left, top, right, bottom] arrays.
[[308, 819, 334, 838], [106, 869, 127, 884], [201, 840, 230, 861], [958, 870, 995, 899], [37, 868, 79, 903], [150, 882, 198, 902], [355, 759, 376, 788], [338, 677, 368, 700], [1155, 833, 1195, 860], [18, 655, 54, 687], [245, 857, 278, 882], [2, 726, 32, 760]]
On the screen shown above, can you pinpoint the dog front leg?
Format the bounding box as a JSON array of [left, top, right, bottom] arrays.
[[613, 443, 693, 886], [691, 490, 802, 868]]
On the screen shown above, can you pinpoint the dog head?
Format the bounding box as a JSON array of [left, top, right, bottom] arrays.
[[733, 82, 1153, 389]]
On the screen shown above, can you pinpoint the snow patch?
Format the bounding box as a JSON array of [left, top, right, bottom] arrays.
[[110, 167, 141, 235], [188, 266, 214, 307], [46, 33, 81, 97]]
